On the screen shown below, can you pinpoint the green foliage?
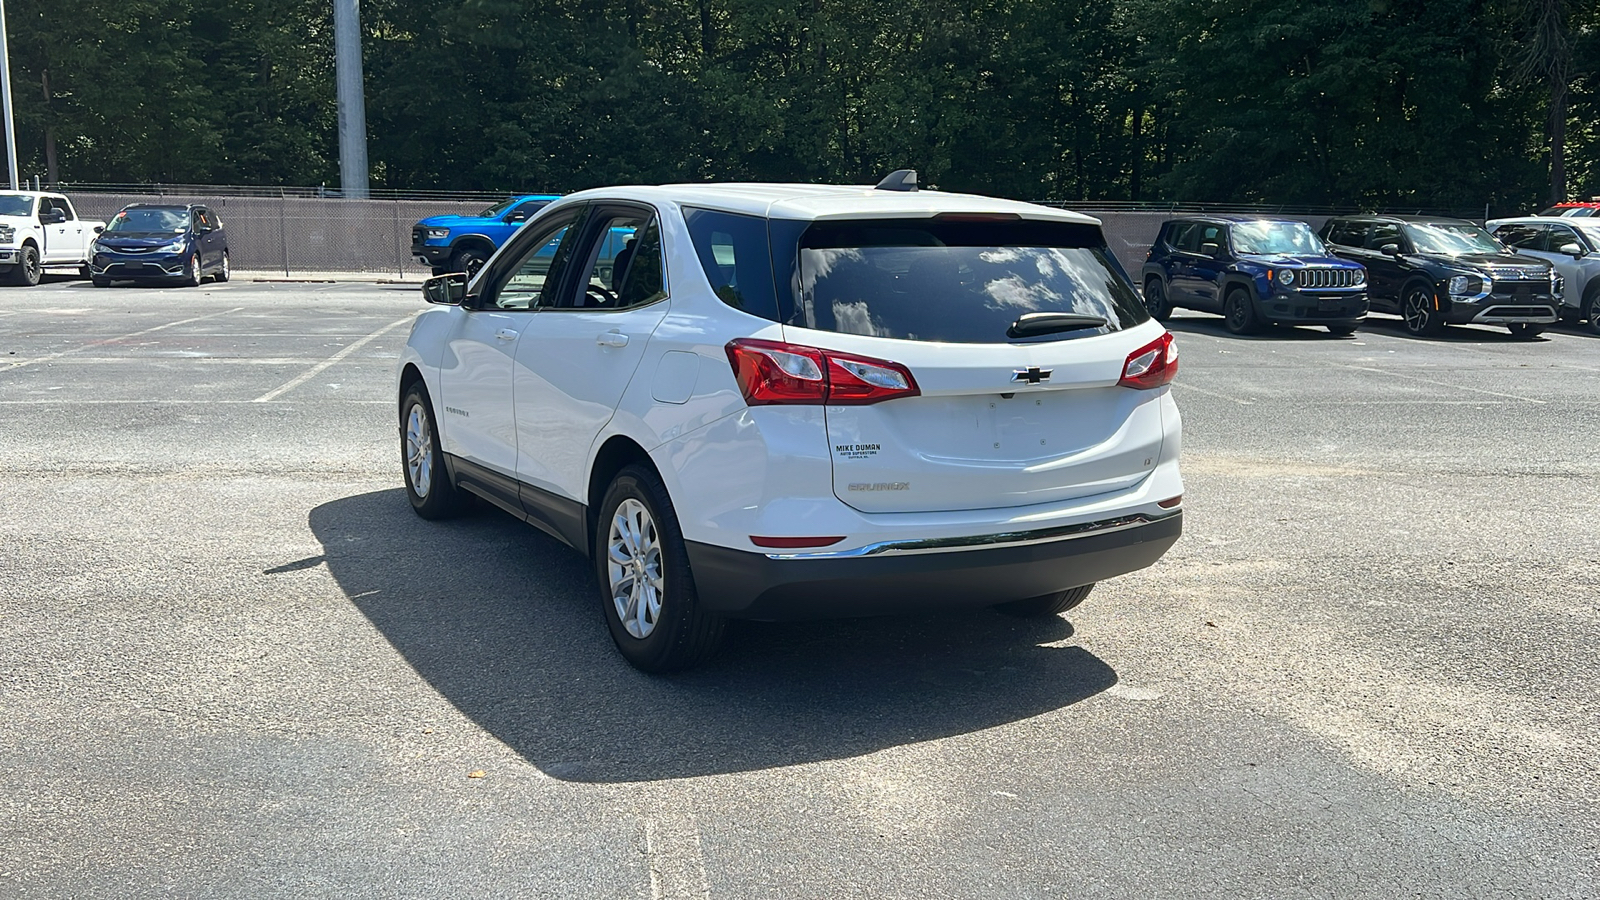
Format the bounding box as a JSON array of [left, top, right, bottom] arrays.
[[6, 0, 1596, 209]]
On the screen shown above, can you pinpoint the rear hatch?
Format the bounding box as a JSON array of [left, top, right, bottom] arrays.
[[784, 216, 1169, 514]]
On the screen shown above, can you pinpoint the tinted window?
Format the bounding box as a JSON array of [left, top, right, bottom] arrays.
[[1494, 224, 1546, 251], [1547, 224, 1585, 251], [1164, 221, 1198, 252], [1196, 224, 1225, 252], [569, 212, 666, 310], [684, 208, 780, 319], [1323, 220, 1366, 247], [790, 218, 1148, 344], [510, 200, 548, 222], [1366, 223, 1404, 251]]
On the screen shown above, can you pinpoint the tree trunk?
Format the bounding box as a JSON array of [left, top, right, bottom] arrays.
[[1549, 78, 1567, 203], [42, 71, 58, 187]]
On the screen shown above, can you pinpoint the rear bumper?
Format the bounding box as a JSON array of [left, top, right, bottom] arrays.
[[686, 510, 1182, 620]]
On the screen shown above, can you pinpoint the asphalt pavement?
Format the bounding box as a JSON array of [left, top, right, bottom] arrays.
[[1, 276, 1596, 898]]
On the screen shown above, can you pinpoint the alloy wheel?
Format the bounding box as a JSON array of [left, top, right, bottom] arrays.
[[607, 498, 664, 640], [1403, 289, 1433, 334], [404, 403, 433, 498]]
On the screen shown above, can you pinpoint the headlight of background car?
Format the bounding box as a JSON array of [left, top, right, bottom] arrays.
[[1278, 269, 1296, 286], [1447, 274, 1484, 296], [158, 240, 188, 253], [426, 228, 451, 241]]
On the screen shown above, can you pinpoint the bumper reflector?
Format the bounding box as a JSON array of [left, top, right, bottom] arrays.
[[1157, 495, 1183, 509], [750, 536, 847, 549]]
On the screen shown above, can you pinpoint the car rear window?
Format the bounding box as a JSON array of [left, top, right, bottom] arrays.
[[787, 218, 1148, 343]]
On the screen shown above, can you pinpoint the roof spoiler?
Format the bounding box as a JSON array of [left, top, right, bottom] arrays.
[[874, 169, 918, 192]]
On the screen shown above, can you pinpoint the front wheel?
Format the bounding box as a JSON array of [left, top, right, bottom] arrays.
[[1223, 288, 1261, 335], [6, 246, 40, 286], [1507, 323, 1544, 340], [213, 251, 231, 283], [450, 247, 488, 279], [1401, 282, 1445, 336], [995, 584, 1095, 617], [182, 254, 202, 287], [595, 465, 725, 673], [1582, 290, 1600, 335], [401, 384, 467, 519]]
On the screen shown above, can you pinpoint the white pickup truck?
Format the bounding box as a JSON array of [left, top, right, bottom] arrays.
[[0, 190, 106, 286]]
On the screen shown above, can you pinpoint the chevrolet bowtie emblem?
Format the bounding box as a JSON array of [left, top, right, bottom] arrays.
[[1011, 366, 1052, 385]]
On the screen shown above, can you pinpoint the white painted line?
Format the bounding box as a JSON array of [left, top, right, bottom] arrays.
[[643, 816, 712, 900], [1334, 363, 1546, 404], [0, 307, 246, 372], [252, 316, 414, 402], [0, 399, 392, 405], [1172, 380, 1255, 406]]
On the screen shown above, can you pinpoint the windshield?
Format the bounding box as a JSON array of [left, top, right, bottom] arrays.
[[105, 208, 189, 234], [1231, 221, 1326, 255], [0, 195, 35, 217], [1403, 222, 1504, 255], [790, 219, 1148, 343], [478, 198, 517, 218]]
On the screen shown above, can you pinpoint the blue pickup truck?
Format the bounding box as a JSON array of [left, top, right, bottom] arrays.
[[411, 194, 561, 276]]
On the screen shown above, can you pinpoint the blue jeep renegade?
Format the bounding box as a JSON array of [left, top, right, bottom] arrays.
[[1140, 215, 1369, 335], [412, 194, 560, 276]]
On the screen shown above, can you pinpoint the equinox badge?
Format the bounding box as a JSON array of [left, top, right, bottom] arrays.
[[1011, 366, 1052, 385]]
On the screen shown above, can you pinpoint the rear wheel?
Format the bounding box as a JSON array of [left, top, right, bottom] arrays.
[[1401, 281, 1445, 336], [1582, 287, 1600, 335], [6, 246, 40, 286], [1326, 324, 1359, 336], [995, 584, 1095, 618], [1507, 323, 1544, 340], [1223, 287, 1261, 335], [401, 384, 467, 519], [595, 465, 725, 673], [1143, 278, 1174, 321]]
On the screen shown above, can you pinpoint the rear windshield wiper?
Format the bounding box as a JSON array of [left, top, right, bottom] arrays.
[[1006, 312, 1109, 339]]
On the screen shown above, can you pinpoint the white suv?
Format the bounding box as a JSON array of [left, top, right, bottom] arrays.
[[1488, 216, 1600, 333], [396, 176, 1184, 671]]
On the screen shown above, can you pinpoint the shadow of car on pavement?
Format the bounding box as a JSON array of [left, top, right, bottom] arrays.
[[304, 489, 1119, 783]]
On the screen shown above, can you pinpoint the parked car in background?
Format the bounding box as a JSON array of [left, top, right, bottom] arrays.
[[1489, 216, 1600, 334], [397, 176, 1184, 671], [411, 194, 560, 277], [1535, 201, 1600, 218], [1319, 215, 1560, 338], [1140, 215, 1367, 335], [0, 190, 104, 286], [89, 204, 230, 287]]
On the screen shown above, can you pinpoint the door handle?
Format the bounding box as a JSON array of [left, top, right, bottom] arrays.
[[494, 328, 518, 341], [596, 332, 629, 348]]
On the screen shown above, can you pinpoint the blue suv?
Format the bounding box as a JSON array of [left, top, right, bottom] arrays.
[[412, 194, 560, 276], [1140, 215, 1368, 335]]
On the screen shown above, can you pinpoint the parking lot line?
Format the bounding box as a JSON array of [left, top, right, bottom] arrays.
[[1172, 380, 1255, 406], [0, 307, 246, 373], [1332, 363, 1546, 404], [252, 316, 416, 402]]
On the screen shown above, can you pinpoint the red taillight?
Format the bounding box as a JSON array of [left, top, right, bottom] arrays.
[[725, 339, 920, 406], [1118, 332, 1178, 390]]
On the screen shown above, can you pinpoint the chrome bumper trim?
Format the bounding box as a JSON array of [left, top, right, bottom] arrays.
[[764, 508, 1182, 560], [1471, 307, 1558, 324]]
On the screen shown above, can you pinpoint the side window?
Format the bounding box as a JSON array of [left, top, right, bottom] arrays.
[[508, 201, 548, 223], [54, 198, 75, 221], [192, 209, 206, 231], [1495, 224, 1545, 251], [1324, 221, 1364, 247], [683, 207, 779, 319], [566, 211, 666, 310], [1547, 225, 1581, 252], [481, 213, 580, 310], [1366, 223, 1403, 251], [1168, 222, 1199, 253], [1197, 224, 1225, 253]]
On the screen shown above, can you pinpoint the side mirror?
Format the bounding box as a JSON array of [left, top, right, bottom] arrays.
[[92, 225, 104, 234], [40, 210, 66, 225], [1559, 242, 1585, 258], [197, 224, 213, 234], [423, 272, 468, 306], [1380, 243, 1400, 256], [507, 212, 528, 223], [1200, 242, 1223, 258]]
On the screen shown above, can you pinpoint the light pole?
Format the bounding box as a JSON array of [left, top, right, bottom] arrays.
[[333, 0, 369, 199], [0, 0, 20, 190]]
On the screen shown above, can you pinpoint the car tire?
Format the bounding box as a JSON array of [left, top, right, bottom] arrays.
[[1581, 287, 1600, 335], [1401, 280, 1445, 336], [91, 276, 111, 288], [995, 584, 1095, 618], [1326, 324, 1359, 336], [213, 251, 231, 283], [79, 264, 92, 280], [595, 464, 725, 673], [1143, 278, 1174, 321], [1222, 287, 1261, 335], [450, 246, 489, 278], [182, 254, 202, 287], [401, 383, 468, 520], [6, 245, 40, 286], [1507, 323, 1544, 340]]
